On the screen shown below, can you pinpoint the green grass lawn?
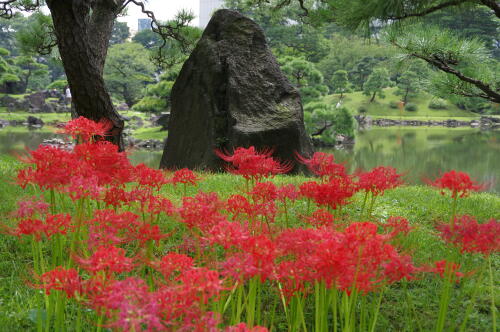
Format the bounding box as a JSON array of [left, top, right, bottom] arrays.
[[0, 154, 498, 331], [0, 111, 70, 123], [130, 126, 166, 140], [323, 88, 479, 119]]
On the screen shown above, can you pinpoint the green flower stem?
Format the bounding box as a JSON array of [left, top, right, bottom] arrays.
[[489, 256, 497, 332], [450, 196, 458, 230], [435, 261, 455, 332], [367, 195, 377, 219], [330, 287, 338, 332], [459, 261, 487, 332], [369, 289, 384, 332]]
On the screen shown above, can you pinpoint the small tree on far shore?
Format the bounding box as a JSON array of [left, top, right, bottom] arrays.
[[331, 69, 349, 98], [363, 67, 391, 102]]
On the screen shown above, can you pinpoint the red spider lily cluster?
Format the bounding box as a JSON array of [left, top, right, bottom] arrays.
[[2, 117, 497, 331], [437, 215, 500, 256], [428, 170, 483, 198], [215, 147, 292, 182]]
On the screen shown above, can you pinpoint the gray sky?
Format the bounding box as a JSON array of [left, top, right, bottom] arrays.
[[118, 0, 200, 31]]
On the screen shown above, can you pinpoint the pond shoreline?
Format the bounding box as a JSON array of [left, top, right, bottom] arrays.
[[355, 115, 500, 129]]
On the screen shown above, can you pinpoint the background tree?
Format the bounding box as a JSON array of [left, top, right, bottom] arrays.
[[12, 55, 49, 92], [133, 73, 174, 113], [243, 0, 499, 105], [280, 56, 329, 102], [331, 69, 349, 98], [363, 67, 391, 102], [104, 42, 155, 107], [109, 21, 130, 46], [0, 47, 20, 93], [132, 29, 163, 49], [304, 101, 355, 144], [0, 0, 195, 148], [395, 60, 429, 103]]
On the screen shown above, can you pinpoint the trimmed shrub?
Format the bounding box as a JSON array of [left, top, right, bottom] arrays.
[[405, 103, 418, 112], [389, 101, 399, 109], [428, 98, 448, 110]]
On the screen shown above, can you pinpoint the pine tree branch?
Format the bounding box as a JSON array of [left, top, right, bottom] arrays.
[[479, 0, 500, 18], [1, 0, 40, 18], [387, 0, 469, 20], [402, 50, 500, 103], [121, 0, 194, 67]]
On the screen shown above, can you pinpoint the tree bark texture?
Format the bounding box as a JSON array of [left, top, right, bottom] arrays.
[[45, 0, 125, 149]]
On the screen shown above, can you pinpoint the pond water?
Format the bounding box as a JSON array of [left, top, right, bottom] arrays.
[[1, 126, 499, 193]]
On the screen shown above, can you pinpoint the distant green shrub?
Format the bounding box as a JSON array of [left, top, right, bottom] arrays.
[[389, 101, 399, 109], [46, 80, 67, 90], [405, 103, 418, 112], [358, 106, 367, 114], [428, 99, 448, 110]]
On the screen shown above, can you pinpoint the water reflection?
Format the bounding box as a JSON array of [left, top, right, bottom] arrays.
[[1, 126, 498, 193], [331, 127, 499, 193]]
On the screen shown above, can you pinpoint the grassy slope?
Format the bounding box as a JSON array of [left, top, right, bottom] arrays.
[[0, 155, 498, 330], [130, 126, 166, 140], [323, 88, 479, 119]]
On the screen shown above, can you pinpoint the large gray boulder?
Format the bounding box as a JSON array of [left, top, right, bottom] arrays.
[[160, 9, 313, 171]]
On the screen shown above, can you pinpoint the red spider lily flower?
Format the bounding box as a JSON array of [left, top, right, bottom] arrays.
[[226, 194, 254, 221], [252, 201, 278, 225], [171, 168, 201, 187], [250, 181, 277, 203], [275, 228, 330, 297], [179, 192, 227, 231], [187, 312, 222, 332], [43, 213, 73, 239], [146, 195, 177, 217], [437, 215, 500, 256], [204, 220, 250, 249], [74, 141, 133, 186], [154, 253, 194, 279], [304, 208, 335, 227], [309, 176, 356, 210], [91, 277, 164, 332], [86, 210, 140, 248], [425, 260, 464, 280], [357, 166, 403, 196], [178, 267, 226, 303], [129, 223, 168, 246], [382, 216, 412, 238], [222, 235, 277, 282], [12, 196, 49, 219], [299, 181, 320, 200], [7, 213, 73, 241], [295, 151, 346, 179], [428, 170, 483, 198], [65, 175, 102, 201], [311, 222, 416, 293], [61, 116, 112, 142], [16, 145, 85, 190], [225, 323, 269, 332], [277, 184, 299, 202], [133, 163, 169, 191], [215, 146, 292, 181], [74, 245, 135, 275], [102, 186, 131, 208], [35, 266, 82, 298], [5, 217, 45, 240]]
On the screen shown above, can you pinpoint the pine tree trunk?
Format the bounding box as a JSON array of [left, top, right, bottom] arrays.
[[46, 0, 124, 149], [370, 91, 376, 102]]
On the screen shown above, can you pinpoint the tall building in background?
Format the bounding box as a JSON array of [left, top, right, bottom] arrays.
[[199, 0, 224, 28], [138, 18, 152, 32]]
